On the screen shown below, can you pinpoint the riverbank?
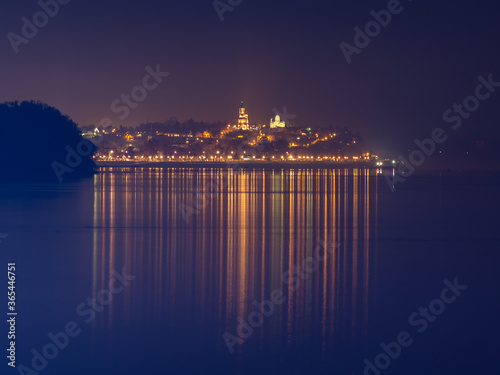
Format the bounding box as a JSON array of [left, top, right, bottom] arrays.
[[95, 156, 500, 174], [96, 160, 377, 169]]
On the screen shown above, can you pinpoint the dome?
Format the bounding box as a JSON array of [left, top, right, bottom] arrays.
[[275, 114, 280, 121]]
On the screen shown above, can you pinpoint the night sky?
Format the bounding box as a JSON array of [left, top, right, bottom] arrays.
[[1, 0, 499, 155]]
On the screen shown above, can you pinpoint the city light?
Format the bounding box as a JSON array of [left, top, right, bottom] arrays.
[[86, 103, 378, 165]]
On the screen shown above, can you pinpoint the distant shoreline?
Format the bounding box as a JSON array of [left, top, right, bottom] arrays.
[[96, 161, 378, 170], [95, 158, 500, 173]]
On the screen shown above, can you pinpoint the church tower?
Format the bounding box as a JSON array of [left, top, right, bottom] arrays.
[[238, 101, 249, 130]]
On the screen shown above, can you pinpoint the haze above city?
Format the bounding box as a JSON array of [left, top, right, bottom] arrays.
[[1, 0, 499, 156]]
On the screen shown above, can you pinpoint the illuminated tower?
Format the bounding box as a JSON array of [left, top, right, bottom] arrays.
[[270, 114, 285, 129], [238, 101, 249, 130]]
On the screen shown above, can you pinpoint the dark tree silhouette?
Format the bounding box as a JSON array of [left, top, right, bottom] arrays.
[[0, 101, 96, 182]]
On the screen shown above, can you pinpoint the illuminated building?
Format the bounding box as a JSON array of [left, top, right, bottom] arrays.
[[270, 114, 286, 129], [238, 101, 249, 130]]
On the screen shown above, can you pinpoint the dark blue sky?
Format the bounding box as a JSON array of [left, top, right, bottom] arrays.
[[1, 0, 499, 154]]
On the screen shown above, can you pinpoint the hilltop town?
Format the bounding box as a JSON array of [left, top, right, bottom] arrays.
[[81, 103, 378, 164]]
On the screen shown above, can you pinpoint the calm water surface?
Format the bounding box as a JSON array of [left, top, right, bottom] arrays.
[[0, 168, 498, 375]]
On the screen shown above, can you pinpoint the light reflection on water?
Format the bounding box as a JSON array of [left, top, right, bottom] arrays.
[[90, 167, 380, 354], [1, 169, 497, 374]]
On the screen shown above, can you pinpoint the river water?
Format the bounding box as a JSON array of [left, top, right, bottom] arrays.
[[0, 167, 498, 374]]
